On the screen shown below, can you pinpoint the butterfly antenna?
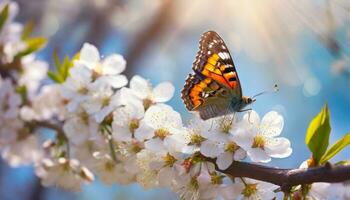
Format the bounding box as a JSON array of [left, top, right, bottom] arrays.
[[252, 84, 279, 100]]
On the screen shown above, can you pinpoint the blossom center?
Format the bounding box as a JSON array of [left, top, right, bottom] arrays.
[[154, 128, 170, 140], [189, 133, 206, 145], [241, 183, 258, 197], [79, 111, 90, 125], [101, 96, 110, 107], [251, 135, 265, 149], [104, 160, 115, 171], [78, 87, 88, 95], [128, 119, 140, 134], [225, 141, 239, 153], [143, 98, 153, 110], [163, 153, 177, 167], [220, 121, 232, 134], [210, 172, 224, 185], [189, 177, 199, 191], [92, 64, 103, 81]]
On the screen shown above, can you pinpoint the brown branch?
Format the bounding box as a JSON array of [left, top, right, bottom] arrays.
[[29, 121, 350, 190], [219, 161, 350, 190]]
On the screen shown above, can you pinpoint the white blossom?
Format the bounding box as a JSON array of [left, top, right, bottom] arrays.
[[35, 158, 94, 192], [112, 91, 144, 142], [135, 104, 186, 154], [129, 75, 175, 109], [77, 43, 127, 88], [235, 178, 278, 200], [234, 111, 292, 163]]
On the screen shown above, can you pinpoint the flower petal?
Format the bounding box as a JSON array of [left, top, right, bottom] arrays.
[[144, 104, 182, 130], [152, 82, 175, 102], [265, 137, 292, 158], [80, 43, 100, 67], [247, 148, 271, 163], [134, 121, 154, 141], [233, 148, 247, 160], [144, 138, 166, 154], [112, 125, 132, 142], [102, 54, 126, 75], [130, 75, 150, 99], [260, 111, 284, 137], [243, 110, 260, 125], [200, 140, 224, 158], [216, 152, 233, 170], [95, 75, 128, 89]]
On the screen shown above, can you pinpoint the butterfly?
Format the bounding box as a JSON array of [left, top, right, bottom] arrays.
[[181, 31, 255, 120]]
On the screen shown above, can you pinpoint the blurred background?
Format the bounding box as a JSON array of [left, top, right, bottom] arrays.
[[2, 0, 350, 199]]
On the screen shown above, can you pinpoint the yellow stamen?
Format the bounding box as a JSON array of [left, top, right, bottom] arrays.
[[251, 135, 265, 149]]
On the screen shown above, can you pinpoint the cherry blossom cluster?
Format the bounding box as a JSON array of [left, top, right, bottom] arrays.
[[0, 1, 349, 199]]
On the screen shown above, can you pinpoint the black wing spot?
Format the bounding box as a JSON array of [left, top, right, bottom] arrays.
[[229, 77, 237, 82], [223, 67, 235, 73]]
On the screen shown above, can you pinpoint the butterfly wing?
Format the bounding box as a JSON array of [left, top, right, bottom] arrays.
[[181, 31, 244, 120], [181, 74, 233, 120], [193, 30, 242, 97]]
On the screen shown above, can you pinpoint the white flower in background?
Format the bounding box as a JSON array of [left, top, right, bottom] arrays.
[[112, 93, 144, 142], [327, 182, 350, 199], [18, 55, 48, 94], [134, 104, 186, 154], [61, 63, 93, 112], [20, 84, 67, 121], [198, 115, 246, 170], [234, 111, 292, 163], [70, 135, 107, 168], [129, 75, 175, 109], [135, 149, 161, 189], [172, 115, 211, 154], [306, 183, 331, 200], [116, 140, 143, 175], [35, 158, 94, 192], [2, 39, 25, 63], [173, 161, 237, 200], [148, 150, 183, 188], [1, 134, 42, 167], [63, 107, 99, 145], [0, 77, 21, 119], [90, 152, 135, 185], [0, 77, 22, 146], [82, 81, 122, 122], [0, 1, 24, 64], [77, 43, 127, 88], [235, 178, 278, 200]]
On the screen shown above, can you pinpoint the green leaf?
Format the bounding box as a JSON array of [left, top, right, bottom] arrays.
[[47, 71, 63, 83], [21, 20, 34, 40], [15, 37, 47, 58], [334, 160, 350, 166], [305, 104, 331, 165], [15, 85, 28, 105], [320, 132, 350, 164], [61, 55, 73, 79], [53, 50, 61, 71], [0, 4, 9, 32]]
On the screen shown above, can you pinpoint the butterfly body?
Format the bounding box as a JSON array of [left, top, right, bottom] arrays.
[[181, 31, 254, 120]]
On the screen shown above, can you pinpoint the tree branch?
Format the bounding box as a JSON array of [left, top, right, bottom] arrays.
[[25, 121, 350, 190], [219, 161, 350, 189]]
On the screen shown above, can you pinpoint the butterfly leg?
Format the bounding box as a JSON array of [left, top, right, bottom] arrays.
[[229, 112, 236, 126], [238, 108, 252, 112]]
